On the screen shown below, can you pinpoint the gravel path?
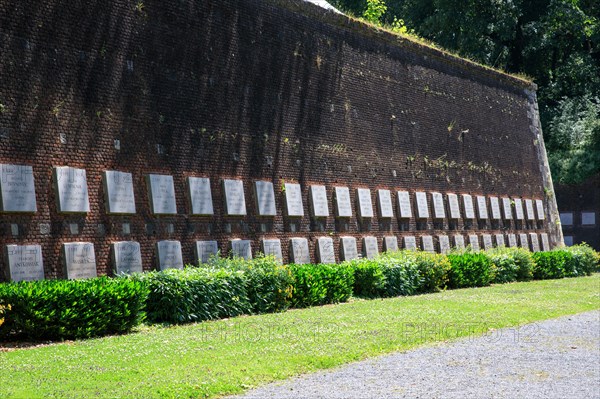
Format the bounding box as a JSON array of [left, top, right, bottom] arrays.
[[233, 311, 600, 399]]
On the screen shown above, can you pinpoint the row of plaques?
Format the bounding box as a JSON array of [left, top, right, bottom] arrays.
[[5, 232, 551, 282], [0, 164, 546, 222]]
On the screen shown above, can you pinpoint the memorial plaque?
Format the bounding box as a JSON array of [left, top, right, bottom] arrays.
[[495, 234, 506, 248], [310, 185, 329, 217], [482, 234, 493, 250], [415, 192, 429, 219], [340, 236, 358, 261], [454, 235, 466, 250], [230, 239, 252, 260], [502, 197, 513, 219], [104, 170, 136, 214], [438, 235, 451, 254], [254, 181, 277, 216], [63, 242, 97, 279], [188, 177, 214, 215], [223, 179, 247, 216], [111, 241, 143, 275], [462, 194, 475, 219], [525, 199, 535, 221], [334, 186, 352, 217], [540, 233, 550, 251], [476, 196, 488, 219], [362, 236, 379, 259], [431, 192, 445, 219], [519, 233, 529, 249], [421, 235, 434, 253], [261, 239, 283, 264], [397, 191, 412, 218], [514, 198, 525, 220], [447, 193, 461, 220], [5, 244, 44, 282], [377, 189, 394, 218], [290, 238, 311, 264], [54, 167, 90, 213], [383, 236, 399, 252], [404, 236, 417, 250], [284, 183, 304, 217], [156, 240, 184, 270], [316, 236, 336, 264], [194, 240, 219, 264], [0, 164, 37, 212], [535, 199, 545, 220], [490, 197, 501, 220], [147, 174, 177, 215], [507, 234, 517, 248], [468, 235, 480, 251], [356, 188, 374, 218], [529, 233, 540, 252]]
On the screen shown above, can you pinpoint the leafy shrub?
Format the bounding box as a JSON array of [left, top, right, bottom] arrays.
[[290, 263, 354, 307], [447, 252, 495, 288], [563, 244, 600, 276], [345, 259, 385, 298], [487, 247, 534, 283], [135, 268, 251, 324], [377, 253, 423, 296], [0, 277, 148, 340], [532, 250, 570, 280], [207, 255, 294, 314], [411, 251, 451, 293]]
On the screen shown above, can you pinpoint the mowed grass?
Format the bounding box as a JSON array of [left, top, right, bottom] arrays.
[[1, 275, 599, 399]]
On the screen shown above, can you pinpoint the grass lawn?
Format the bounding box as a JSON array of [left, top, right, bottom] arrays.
[[1, 274, 599, 399]]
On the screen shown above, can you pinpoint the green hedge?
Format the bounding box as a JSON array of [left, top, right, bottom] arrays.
[[564, 244, 600, 276], [290, 263, 354, 307], [0, 277, 148, 340], [532, 250, 570, 280], [486, 247, 535, 283], [447, 251, 495, 288], [345, 259, 385, 298]]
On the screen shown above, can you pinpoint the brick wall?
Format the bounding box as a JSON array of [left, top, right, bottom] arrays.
[[0, 0, 560, 279]]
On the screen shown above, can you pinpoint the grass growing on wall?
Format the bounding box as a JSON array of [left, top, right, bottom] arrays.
[[0, 274, 598, 399]]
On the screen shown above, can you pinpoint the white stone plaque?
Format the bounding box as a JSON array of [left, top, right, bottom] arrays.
[[454, 235, 465, 250], [431, 192, 445, 219], [490, 197, 501, 220], [514, 198, 525, 220], [334, 186, 352, 217], [468, 235, 480, 251], [529, 233, 540, 252], [194, 240, 219, 264], [502, 197, 513, 219], [397, 191, 412, 218], [362, 236, 379, 259], [290, 238, 311, 264], [230, 239, 252, 260], [482, 234, 493, 250], [404, 236, 417, 250], [507, 234, 517, 248], [104, 170, 136, 214], [462, 194, 475, 219], [223, 179, 246, 216], [495, 234, 506, 248], [519, 234, 528, 249], [156, 241, 183, 270], [262, 239, 283, 264], [284, 183, 304, 217], [147, 174, 177, 215], [540, 233, 550, 251], [415, 191, 429, 219], [316, 237, 335, 264], [356, 188, 374, 218], [188, 177, 214, 215], [310, 185, 329, 217], [421, 235, 434, 253], [63, 242, 97, 279], [377, 189, 394, 218], [54, 167, 90, 213], [383, 236, 399, 252], [476, 196, 488, 219], [535, 199, 545, 220], [0, 164, 37, 212], [5, 244, 44, 282], [525, 199, 535, 221], [254, 181, 277, 216], [340, 237, 358, 261], [438, 235, 450, 254], [111, 241, 143, 275], [447, 193, 461, 219]]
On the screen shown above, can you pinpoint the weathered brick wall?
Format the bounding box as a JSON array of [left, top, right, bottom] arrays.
[[0, 0, 559, 279]]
